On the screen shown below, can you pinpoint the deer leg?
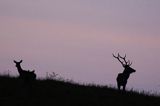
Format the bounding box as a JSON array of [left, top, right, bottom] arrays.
[[117, 83, 121, 90], [123, 85, 126, 91]]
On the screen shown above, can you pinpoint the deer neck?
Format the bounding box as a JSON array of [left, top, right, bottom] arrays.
[[122, 70, 130, 79], [16, 65, 24, 73]]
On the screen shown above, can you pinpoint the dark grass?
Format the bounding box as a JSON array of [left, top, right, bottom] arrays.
[[0, 75, 160, 106]]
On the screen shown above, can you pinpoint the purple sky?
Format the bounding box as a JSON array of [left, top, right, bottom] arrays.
[[0, 0, 160, 92]]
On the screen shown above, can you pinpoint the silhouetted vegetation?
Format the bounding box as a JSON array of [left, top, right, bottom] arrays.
[[0, 75, 160, 106]]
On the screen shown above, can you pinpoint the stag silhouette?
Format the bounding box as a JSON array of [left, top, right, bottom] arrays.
[[113, 53, 136, 91], [14, 60, 36, 83]]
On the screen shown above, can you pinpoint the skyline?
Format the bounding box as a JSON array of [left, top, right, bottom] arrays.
[[0, 0, 160, 92]]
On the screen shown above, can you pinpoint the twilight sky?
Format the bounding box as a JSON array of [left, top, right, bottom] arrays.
[[0, 0, 160, 92]]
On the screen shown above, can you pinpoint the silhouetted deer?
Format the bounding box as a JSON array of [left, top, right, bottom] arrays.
[[113, 53, 136, 91], [14, 60, 36, 83]]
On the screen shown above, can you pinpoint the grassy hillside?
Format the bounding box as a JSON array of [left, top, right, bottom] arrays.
[[0, 75, 160, 106]]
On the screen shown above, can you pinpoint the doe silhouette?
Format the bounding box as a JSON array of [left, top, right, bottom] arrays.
[[14, 60, 36, 83], [113, 53, 136, 91]]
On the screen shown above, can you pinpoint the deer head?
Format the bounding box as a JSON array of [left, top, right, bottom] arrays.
[[112, 53, 136, 73], [14, 60, 23, 68]]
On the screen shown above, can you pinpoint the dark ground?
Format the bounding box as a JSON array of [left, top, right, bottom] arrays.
[[0, 76, 160, 106]]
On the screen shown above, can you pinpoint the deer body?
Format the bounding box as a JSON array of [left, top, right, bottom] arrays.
[[113, 53, 136, 91], [116, 68, 134, 90], [14, 60, 36, 82]]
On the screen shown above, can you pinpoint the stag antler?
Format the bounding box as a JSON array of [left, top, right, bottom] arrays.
[[112, 53, 125, 67], [112, 53, 132, 67]]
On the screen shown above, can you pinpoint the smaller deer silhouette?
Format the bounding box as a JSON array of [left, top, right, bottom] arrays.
[[113, 53, 136, 91], [14, 60, 36, 83]]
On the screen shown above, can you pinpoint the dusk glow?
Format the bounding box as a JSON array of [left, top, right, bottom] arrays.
[[0, 0, 160, 92]]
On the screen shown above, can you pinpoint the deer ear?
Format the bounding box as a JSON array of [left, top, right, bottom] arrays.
[[14, 60, 17, 63], [20, 60, 23, 63]]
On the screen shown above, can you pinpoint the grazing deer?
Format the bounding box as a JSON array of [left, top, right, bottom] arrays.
[[113, 53, 136, 91], [14, 60, 36, 83]]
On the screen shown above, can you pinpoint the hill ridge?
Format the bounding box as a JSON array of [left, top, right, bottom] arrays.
[[0, 75, 160, 106]]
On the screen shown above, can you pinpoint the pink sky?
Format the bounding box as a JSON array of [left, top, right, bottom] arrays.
[[0, 0, 160, 92]]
